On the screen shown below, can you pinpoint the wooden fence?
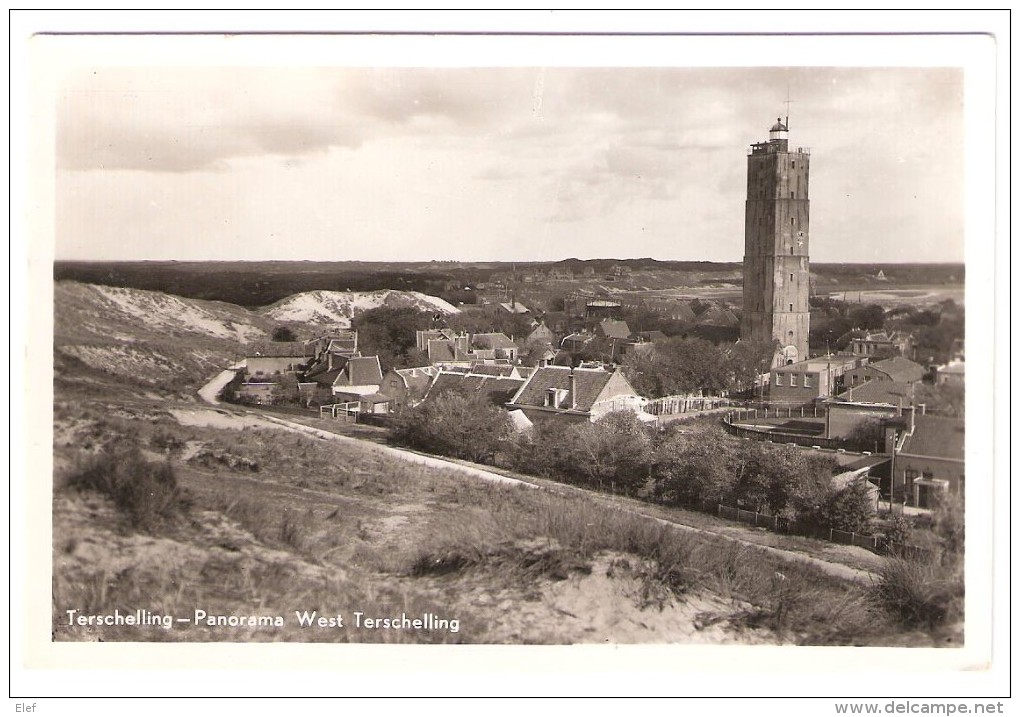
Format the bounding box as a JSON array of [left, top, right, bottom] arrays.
[[644, 395, 729, 416], [716, 504, 936, 560]]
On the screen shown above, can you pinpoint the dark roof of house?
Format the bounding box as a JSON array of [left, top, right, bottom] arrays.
[[311, 368, 343, 388], [596, 319, 631, 340], [346, 356, 383, 386], [900, 415, 965, 461], [869, 356, 926, 383], [246, 341, 313, 358], [427, 372, 525, 406], [428, 339, 457, 363], [837, 380, 916, 406], [499, 301, 530, 314], [471, 333, 518, 350], [509, 366, 619, 413]]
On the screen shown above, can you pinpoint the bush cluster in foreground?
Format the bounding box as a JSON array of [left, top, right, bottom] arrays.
[[69, 446, 187, 530]]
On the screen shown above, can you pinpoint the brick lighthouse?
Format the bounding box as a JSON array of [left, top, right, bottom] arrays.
[[741, 116, 811, 367]]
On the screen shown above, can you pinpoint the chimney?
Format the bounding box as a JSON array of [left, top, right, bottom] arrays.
[[569, 368, 578, 410]]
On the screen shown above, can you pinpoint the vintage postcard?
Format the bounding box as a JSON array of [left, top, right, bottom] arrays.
[[12, 13, 1007, 706]]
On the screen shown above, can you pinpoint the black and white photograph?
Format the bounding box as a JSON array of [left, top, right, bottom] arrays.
[[11, 11, 1008, 709]]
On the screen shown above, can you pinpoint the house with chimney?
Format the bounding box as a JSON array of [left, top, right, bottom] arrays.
[[848, 331, 914, 360], [844, 356, 926, 388], [305, 354, 386, 409], [382, 365, 439, 411], [505, 366, 648, 424]]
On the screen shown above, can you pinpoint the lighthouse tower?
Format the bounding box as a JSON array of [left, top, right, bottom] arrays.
[[741, 117, 811, 367]]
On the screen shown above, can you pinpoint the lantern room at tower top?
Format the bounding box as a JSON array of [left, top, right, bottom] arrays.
[[749, 117, 810, 157]]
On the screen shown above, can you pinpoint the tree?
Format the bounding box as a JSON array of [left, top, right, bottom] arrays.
[[568, 411, 653, 495], [730, 442, 834, 520], [848, 304, 886, 330], [271, 326, 297, 342], [353, 306, 436, 371], [389, 389, 512, 465], [652, 424, 736, 507], [728, 338, 779, 394], [824, 479, 876, 533], [621, 336, 731, 398]]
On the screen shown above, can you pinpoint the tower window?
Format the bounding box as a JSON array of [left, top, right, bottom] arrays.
[[790, 273, 794, 281], [789, 303, 794, 312], [791, 161, 795, 168], [790, 192, 794, 198], [791, 217, 795, 225], [790, 247, 794, 255]]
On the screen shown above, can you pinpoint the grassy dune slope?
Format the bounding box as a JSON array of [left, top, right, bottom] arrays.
[[52, 399, 927, 645]]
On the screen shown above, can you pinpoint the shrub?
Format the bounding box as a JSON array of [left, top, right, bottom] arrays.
[[566, 411, 654, 496], [271, 326, 297, 342], [652, 424, 735, 507], [824, 479, 876, 534], [390, 390, 512, 464], [873, 557, 964, 629], [879, 514, 914, 553], [69, 447, 186, 530]]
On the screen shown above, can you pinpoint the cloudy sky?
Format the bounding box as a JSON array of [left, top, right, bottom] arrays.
[[54, 54, 965, 264]]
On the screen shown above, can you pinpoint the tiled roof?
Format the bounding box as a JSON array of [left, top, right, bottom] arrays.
[[499, 301, 530, 314], [597, 319, 631, 340], [346, 356, 383, 386], [509, 366, 617, 413], [900, 415, 965, 461], [870, 356, 926, 383], [428, 372, 525, 406], [311, 368, 343, 388], [428, 339, 456, 363], [672, 303, 697, 323], [837, 380, 915, 406], [246, 341, 313, 358], [471, 333, 518, 350]]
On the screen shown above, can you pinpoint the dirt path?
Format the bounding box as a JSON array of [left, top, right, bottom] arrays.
[[196, 362, 245, 405], [194, 370, 878, 585]]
